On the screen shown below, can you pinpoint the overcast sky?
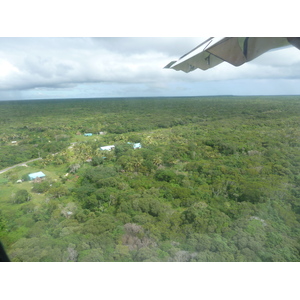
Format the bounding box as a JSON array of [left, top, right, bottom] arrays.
[[0, 37, 299, 101]]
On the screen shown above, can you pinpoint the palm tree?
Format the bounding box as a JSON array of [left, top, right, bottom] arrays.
[[152, 155, 163, 166], [132, 157, 144, 172]]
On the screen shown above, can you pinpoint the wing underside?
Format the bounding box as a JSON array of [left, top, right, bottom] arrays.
[[165, 37, 300, 73]]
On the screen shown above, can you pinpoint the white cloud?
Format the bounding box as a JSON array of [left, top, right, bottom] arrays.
[[0, 37, 299, 100], [0, 59, 22, 90]]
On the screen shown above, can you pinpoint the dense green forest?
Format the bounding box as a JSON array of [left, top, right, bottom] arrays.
[[0, 96, 300, 261]]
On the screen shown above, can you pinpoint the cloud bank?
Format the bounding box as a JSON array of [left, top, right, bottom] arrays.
[[0, 37, 299, 100]]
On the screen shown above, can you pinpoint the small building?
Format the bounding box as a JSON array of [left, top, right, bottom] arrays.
[[133, 143, 142, 149], [128, 142, 142, 149], [28, 171, 46, 181], [84, 133, 93, 136], [100, 145, 115, 151]]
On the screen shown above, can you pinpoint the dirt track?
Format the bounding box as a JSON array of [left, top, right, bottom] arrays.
[[0, 158, 42, 174]]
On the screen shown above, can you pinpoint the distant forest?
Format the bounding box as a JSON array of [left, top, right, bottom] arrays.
[[0, 96, 300, 261]]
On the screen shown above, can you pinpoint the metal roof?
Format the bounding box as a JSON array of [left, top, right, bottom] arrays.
[[133, 143, 142, 149], [100, 145, 115, 151], [28, 171, 46, 180]]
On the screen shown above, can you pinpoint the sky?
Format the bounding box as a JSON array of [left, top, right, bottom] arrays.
[[0, 1, 299, 101], [1, 36, 299, 101]]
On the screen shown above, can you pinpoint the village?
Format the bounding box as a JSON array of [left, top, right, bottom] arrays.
[[11, 136, 143, 184]]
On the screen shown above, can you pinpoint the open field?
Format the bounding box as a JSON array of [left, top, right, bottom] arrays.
[[1, 96, 300, 261]]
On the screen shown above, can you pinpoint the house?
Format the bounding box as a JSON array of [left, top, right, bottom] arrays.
[[133, 143, 142, 149], [84, 133, 93, 136], [100, 145, 115, 151], [128, 142, 142, 149], [28, 171, 46, 181]]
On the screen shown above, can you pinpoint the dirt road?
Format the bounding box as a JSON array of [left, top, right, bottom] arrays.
[[0, 158, 42, 174]]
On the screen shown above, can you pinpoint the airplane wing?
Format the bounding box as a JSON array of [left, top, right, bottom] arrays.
[[164, 37, 300, 73]]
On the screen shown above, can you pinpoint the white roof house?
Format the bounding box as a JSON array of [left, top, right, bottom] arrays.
[[100, 145, 115, 151]]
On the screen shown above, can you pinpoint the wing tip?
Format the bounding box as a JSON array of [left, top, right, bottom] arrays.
[[164, 61, 177, 69]]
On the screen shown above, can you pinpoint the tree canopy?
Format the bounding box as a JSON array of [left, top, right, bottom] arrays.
[[1, 96, 300, 261]]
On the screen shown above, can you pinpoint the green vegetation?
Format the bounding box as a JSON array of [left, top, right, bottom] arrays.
[[1, 96, 300, 261]]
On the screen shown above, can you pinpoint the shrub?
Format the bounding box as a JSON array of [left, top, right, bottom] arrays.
[[154, 169, 176, 182], [32, 181, 51, 193], [13, 189, 31, 204]]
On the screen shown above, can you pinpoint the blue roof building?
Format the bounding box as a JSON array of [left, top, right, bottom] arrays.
[[28, 171, 46, 180], [133, 143, 142, 149], [127, 142, 142, 149], [84, 133, 93, 136]]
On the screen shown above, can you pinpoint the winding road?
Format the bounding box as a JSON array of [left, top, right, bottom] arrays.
[[0, 158, 42, 174]]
